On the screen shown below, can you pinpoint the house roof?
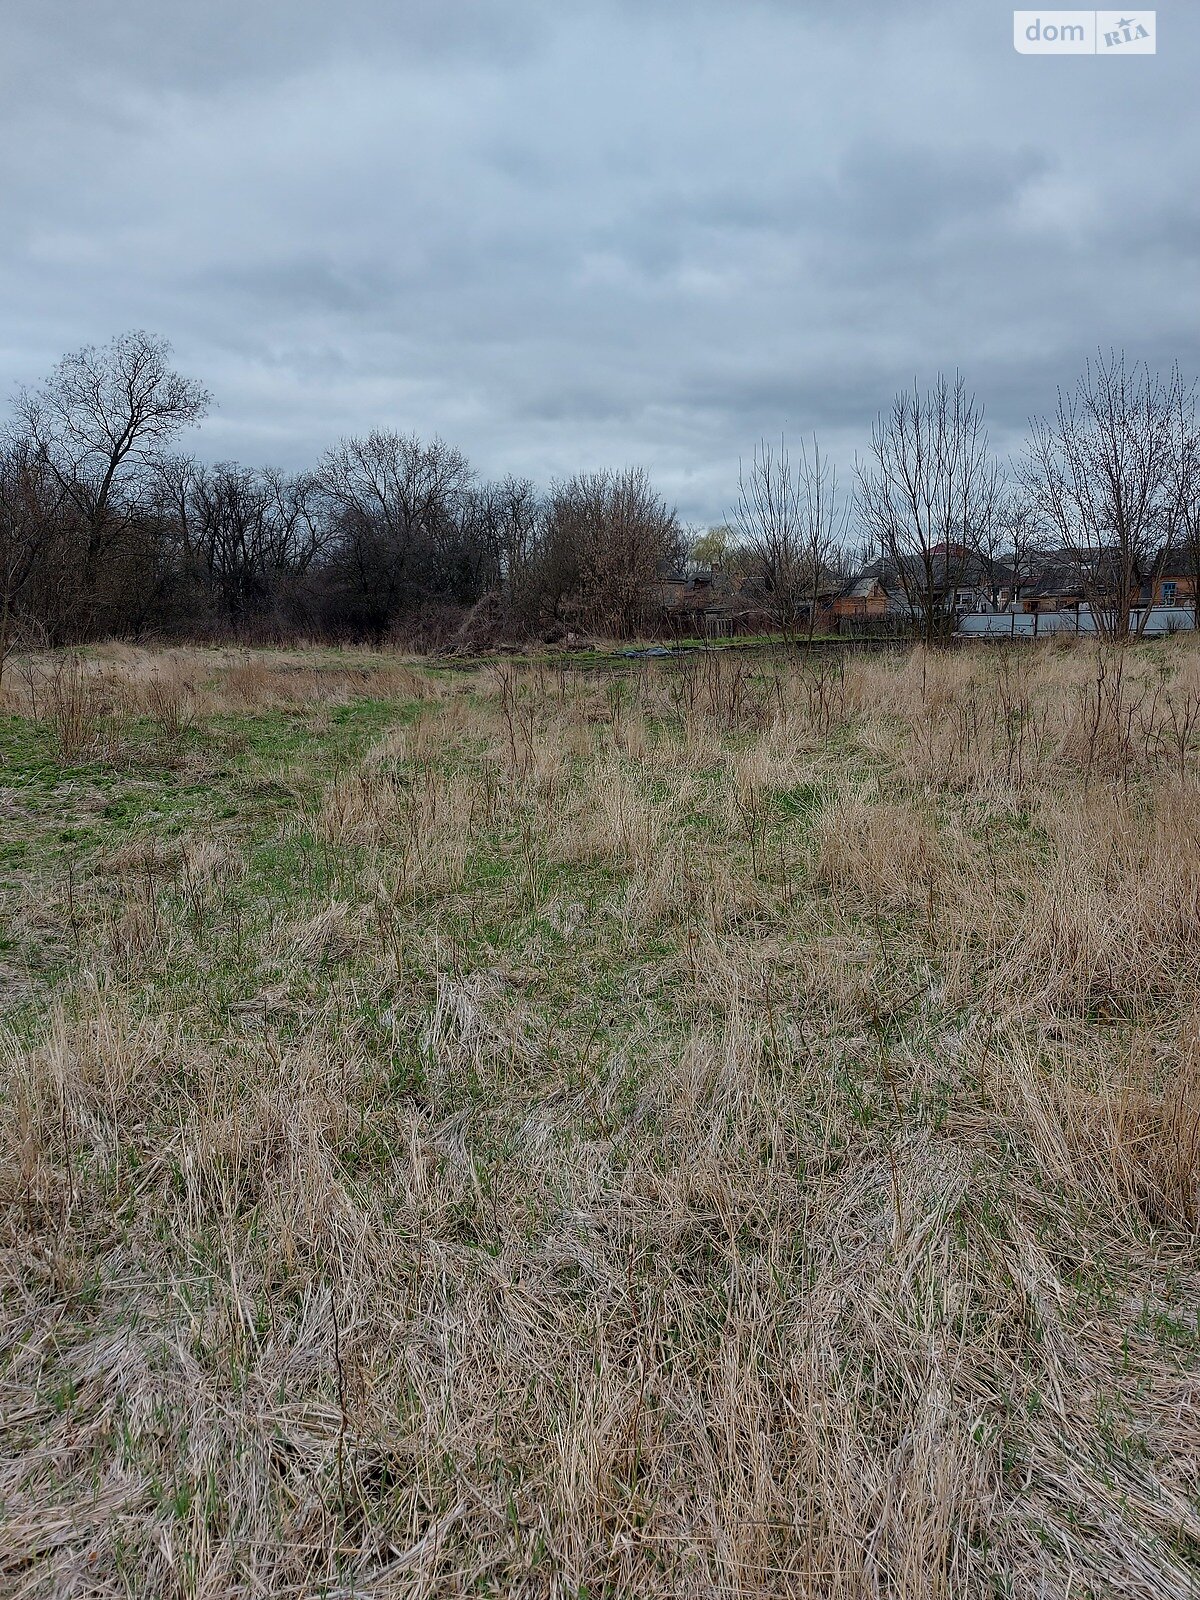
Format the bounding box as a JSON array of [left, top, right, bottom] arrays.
[[845, 575, 882, 599], [841, 550, 1011, 599], [1014, 544, 1199, 595]]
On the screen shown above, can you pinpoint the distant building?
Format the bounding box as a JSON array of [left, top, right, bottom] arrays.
[[835, 543, 1200, 637], [1009, 546, 1198, 617], [833, 547, 1011, 630]]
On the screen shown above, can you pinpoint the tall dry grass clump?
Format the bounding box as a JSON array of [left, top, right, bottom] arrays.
[[4, 639, 1200, 1597]]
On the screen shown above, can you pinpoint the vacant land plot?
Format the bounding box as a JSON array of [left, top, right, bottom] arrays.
[[3, 640, 1200, 1598]]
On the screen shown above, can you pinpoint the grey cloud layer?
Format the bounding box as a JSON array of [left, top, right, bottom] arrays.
[[1, 0, 1194, 523]]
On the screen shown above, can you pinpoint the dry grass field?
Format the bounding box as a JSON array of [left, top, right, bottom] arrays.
[[3, 639, 1200, 1598]]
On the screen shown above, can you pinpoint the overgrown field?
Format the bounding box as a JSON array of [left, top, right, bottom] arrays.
[[3, 641, 1200, 1599]]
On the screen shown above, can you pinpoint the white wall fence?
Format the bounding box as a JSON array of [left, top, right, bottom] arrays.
[[959, 606, 1197, 640]]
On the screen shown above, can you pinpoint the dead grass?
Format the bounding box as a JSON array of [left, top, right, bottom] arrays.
[[3, 639, 1200, 1596], [0, 643, 440, 726]]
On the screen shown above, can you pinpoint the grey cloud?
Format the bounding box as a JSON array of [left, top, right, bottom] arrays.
[[1, 0, 1197, 527]]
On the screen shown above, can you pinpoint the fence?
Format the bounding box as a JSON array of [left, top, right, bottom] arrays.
[[958, 606, 1197, 640]]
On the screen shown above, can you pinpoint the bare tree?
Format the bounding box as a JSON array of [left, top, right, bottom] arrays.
[[540, 467, 683, 637], [795, 438, 851, 637], [0, 440, 74, 681], [729, 439, 805, 636], [1022, 353, 1188, 641], [157, 459, 328, 630], [972, 483, 1046, 612], [731, 436, 851, 638], [318, 432, 478, 628], [13, 332, 209, 627], [999, 488, 1046, 609], [857, 374, 1000, 646], [466, 476, 542, 629], [1167, 378, 1200, 625]]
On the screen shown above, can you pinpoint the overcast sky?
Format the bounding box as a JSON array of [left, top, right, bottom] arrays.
[[1, 1, 1195, 525]]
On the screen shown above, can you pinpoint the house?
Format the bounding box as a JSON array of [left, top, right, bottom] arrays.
[[1010, 550, 1086, 614], [649, 560, 756, 635], [794, 567, 850, 635], [652, 559, 847, 636], [1010, 545, 1199, 617], [1149, 548, 1197, 611], [960, 543, 1200, 639], [833, 547, 1012, 631], [831, 568, 890, 624]]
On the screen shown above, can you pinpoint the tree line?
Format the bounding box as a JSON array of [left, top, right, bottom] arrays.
[[2, 331, 1199, 666], [0, 331, 688, 665]]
